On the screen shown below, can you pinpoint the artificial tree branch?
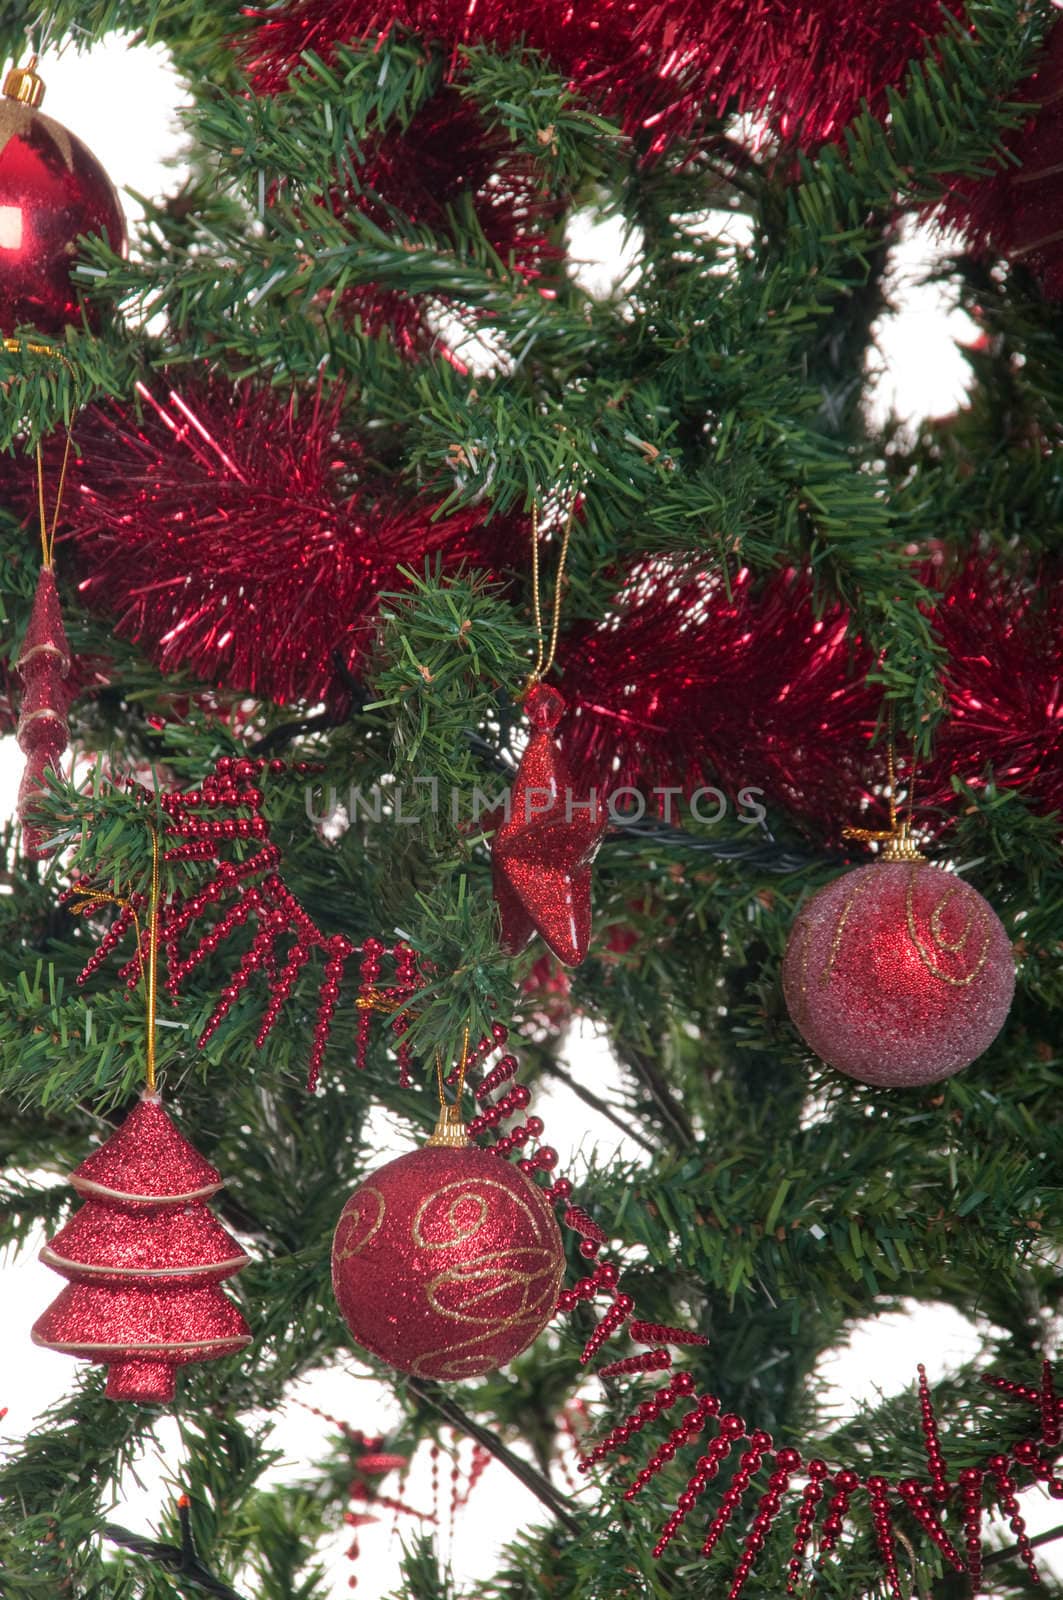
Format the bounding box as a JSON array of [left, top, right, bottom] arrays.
[[540, 1057, 657, 1155], [618, 1045, 696, 1152], [406, 1377, 583, 1535]]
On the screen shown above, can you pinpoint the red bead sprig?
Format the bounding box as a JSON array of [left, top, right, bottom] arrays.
[[867, 1476, 904, 1600], [918, 1362, 949, 1502], [1043, 1360, 1062, 1449], [598, 1349, 672, 1378], [71, 757, 430, 1090], [786, 1459, 829, 1594]]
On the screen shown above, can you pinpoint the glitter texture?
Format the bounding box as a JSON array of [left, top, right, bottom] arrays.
[[16, 565, 72, 858], [492, 684, 605, 966], [71, 1096, 222, 1201], [0, 93, 125, 334], [32, 1094, 251, 1403], [782, 862, 1015, 1087], [331, 1142, 564, 1380]]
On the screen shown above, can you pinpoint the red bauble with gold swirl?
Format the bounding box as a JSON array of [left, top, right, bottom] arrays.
[[782, 861, 1015, 1088], [332, 1136, 564, 1380], [0, 58, 126, 335]]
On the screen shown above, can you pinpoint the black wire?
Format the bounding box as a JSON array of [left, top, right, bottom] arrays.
[[101, 1518, 248, 1600]]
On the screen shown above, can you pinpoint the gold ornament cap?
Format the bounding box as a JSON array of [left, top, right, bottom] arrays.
[[3, 56, 45, 108], [426, 1103, 471, 1148]]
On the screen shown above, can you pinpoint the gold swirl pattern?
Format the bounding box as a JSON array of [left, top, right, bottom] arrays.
[[332, 1185, 385, 1264], [905, 870, 990, 987]]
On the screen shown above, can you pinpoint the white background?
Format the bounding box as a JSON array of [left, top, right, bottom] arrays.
[[1, 33, 1060, 1597]]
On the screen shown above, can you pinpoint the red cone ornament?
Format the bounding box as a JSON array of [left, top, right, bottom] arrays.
[[492, 683, 605, 966], [782, 857, 1015, 1087], [331, 1111, 564, 1380], [0, 57, 125, 334], [16, 562, 71, 856], [32, 1093, 252, 1402]]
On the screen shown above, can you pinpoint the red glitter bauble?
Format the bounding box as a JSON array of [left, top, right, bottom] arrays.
[[331, 1138, 564, 1379], [782, 861, 1015, 1088], [0, 63, 125, 334], [32, 1094, 251, 1403]]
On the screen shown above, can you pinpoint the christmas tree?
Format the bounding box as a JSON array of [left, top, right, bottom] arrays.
[[2, 2, 1063, 1597]]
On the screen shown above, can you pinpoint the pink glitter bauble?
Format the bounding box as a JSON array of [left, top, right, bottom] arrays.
[[782, 861, 1015, 1087]]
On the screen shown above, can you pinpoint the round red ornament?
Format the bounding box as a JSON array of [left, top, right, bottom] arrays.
[[0, 57, 126, 335], [782, 859, 1014, 1087], [332, 1116, 564, 1380]]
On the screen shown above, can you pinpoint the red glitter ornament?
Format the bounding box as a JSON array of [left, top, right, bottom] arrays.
[[0, 58, 125, 334], [492, 683, 606, 966], [31, 1094, 251, 1403], [331, 1129, 563, 1380], [16, 562, 71, 856], [782, 858, 1015, 1087], [61, 377, 525, 709]]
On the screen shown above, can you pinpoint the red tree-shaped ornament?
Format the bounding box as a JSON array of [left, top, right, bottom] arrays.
[[16, 563, 72, 856], [32, 1093, 252, 1402]]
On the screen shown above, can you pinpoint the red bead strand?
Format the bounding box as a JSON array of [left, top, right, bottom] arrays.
[[917, 1364, 949, 1502], [867, 1476, 904, 1600], [599, 1349, 672, 1378], [620, 1375, 703, 1500], [256, 941, 312, 1047], [630, 1320, 710, 1348], [728, 1447, 801, 1600], [701, 1430, 772, 1558], [1042, 1361, 1061, 1448], [652, 1406, 740, 1558], [306, 935, 355, 1093], [198, 907, 284, 1045], [987, 1457, 1041, 1585], [785, 1459, 829, 1594], [817, 1469, 861, 1563], [578, 1376, 684, 1472], [959, 1467, 984, 1593], [896, 1478, 965, 1572], [580, 1293, 635, 1365]]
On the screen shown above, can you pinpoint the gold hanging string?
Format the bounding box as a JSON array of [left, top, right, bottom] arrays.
[[69, 828, 162, 1092], [528, 497, 577, 686], [3, 337, 79, 569], [842, 709, 926, 863]]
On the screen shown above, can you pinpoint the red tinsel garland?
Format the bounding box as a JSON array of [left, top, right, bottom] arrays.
[[941, 22, 1063, 297], [239, 0, 963, 153], [300, 88, 563, 353], [55, 377, 526, 709], [553, 560, 881, 835]]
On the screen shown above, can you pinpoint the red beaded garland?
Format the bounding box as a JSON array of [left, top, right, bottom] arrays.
[[917, 1364, 949, 1502], [867, 1477, 903, 1600]]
